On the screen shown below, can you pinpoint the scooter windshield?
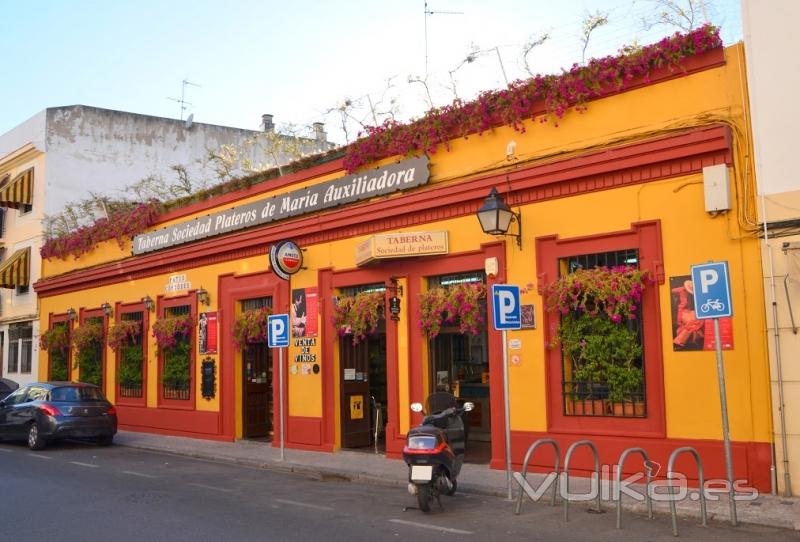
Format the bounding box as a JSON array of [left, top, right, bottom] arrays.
[[426, 392, 458, 414]]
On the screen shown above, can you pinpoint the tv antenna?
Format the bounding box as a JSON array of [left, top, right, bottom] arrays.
[[167, 79, 200, 120], [424, 1, 463, 75]]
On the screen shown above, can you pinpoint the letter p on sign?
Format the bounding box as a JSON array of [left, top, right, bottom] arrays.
[[698, 269, 718, 293]]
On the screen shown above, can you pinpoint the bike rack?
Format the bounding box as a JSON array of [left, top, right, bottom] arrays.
[[562, 440, 602, 521], [513, 438, 561, 515], [667, 447, 708, 537], [614, 447, 654, 529]]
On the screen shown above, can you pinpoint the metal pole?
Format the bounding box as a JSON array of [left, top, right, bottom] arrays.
[[279, 346, 285, 461], [502, 329, 513, 500], [713, 318, 737, 526]]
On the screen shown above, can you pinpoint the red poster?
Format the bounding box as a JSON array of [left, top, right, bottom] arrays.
[[703, 317, 733, 351], [200, 311, 218, 354], [305, 287, 318, 337]]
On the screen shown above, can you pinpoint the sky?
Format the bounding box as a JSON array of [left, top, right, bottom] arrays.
[[0, 0, 743, 144]]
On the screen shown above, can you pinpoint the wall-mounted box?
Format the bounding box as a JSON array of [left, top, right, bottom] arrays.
[[703, 164, 731, 212]]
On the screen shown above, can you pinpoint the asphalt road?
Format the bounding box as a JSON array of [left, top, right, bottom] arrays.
[[0, 439, 795, 542]]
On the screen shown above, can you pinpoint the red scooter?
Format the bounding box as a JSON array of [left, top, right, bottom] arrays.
[[402, 392, 474, 511]]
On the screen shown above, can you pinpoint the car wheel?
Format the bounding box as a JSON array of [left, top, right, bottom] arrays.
[[27, 422, 46, 450], [96, 435, 113, 446]]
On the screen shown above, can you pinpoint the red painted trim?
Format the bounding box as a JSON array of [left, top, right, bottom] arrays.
[[286, 416, 324, 448], [35, 126, 731, 298], [114, 301, 149, 407], [506, 430, 771, 492], [156, 292, 197, 409], [218, 271, 288, 440], [117, 404, 224, 440], [535, 221, 666, 437], [79, 307, 108, 394]]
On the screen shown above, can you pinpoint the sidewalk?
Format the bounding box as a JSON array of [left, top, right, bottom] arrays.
[[115, 431, 799, 532]]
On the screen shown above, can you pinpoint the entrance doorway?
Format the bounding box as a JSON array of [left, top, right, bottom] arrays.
[[339, 285, 387, 450], [241, 297, 273, 440], [427, 272, 491, 463]]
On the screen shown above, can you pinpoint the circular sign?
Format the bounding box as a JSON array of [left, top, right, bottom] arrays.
[[269, 240, 303, 280]]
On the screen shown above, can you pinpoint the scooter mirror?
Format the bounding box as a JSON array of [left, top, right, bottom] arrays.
[[463, 402, 475, 412], [410, 402, 423, 413]]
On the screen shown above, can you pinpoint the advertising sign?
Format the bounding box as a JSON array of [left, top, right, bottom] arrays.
[[132, 156, 430, 255]]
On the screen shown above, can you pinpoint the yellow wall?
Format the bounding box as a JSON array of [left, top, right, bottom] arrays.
[[39, 44, 770, 445]]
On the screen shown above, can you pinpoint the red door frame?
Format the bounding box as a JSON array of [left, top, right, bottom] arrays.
[[321, 241, 507, 462], [114, 300, 149, 408], [46, 312, 72, 381], [535, 220, 667, 438], [219, 271, 288, 441]]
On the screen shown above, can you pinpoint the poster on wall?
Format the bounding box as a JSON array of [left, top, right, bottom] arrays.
[[292, 288, 307, 338], [305, 287, 318, 337], [199, 312, 218, 354], [670, 275, 733, 351]]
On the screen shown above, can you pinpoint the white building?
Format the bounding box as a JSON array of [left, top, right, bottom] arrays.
[[742, 0, 799, 497], [0, 105, 332, 386]]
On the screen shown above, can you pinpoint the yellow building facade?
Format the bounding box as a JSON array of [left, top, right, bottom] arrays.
[[36, 37, 775, 490]]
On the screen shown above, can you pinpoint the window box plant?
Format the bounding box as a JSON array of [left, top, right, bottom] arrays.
[[547, 265, 647, 416], [233, 308, 273, 347], [40, 325, 71, 381], [333, 291, 385, 345], [418, 282, 486, 338]]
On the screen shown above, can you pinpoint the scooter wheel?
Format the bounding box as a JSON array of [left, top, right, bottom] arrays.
[[417, 484, 433, 512], [445, 478, 457, 496]]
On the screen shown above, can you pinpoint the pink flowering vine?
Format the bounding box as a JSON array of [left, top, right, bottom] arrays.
[[546, 266, 647, 323], [107, 320, 142, 352], [343, 25, 722, 172], [418, 282, 486, 337], [333, 291, 385, 345], [41, 200, 161, 261], [152, 314, 194, 352]]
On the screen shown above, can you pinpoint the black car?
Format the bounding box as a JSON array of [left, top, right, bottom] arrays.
[[0, 382, 117, 450], [0, 378, 18, 400]]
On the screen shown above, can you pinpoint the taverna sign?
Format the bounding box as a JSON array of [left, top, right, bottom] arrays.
[[132, 156, 430, 255]]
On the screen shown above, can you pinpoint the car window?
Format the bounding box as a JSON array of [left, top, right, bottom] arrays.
[[3, 387, 30, 405], [50, 386, 106, 402], [27, 387, 48, 401]]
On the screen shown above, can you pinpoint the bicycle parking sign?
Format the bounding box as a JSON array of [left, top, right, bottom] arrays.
[[690, 261, 733, 320]]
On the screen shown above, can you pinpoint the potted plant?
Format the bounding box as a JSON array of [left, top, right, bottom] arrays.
[[152, 314, 194, 394], [418, 282, 486, 337], [72, 320, 105, 386], [547, 266, 647, 416], [333, 291, 384, 345], [40, 324, 71, 381], [233, 308, 272, 347]]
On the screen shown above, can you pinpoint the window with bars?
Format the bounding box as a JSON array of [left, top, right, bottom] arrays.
[[560, 250, 647, 418], [162, 304, 191, 400], [48, 322, 69, 381], [119, 311, 145, 398]]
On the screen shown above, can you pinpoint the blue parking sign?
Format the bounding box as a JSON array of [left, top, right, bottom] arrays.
[[267, 314, 290, 347], [492, 284, 521, 330], [691, 261, 733, 320]]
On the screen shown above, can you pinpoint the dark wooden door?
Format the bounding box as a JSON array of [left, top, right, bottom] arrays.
[[243, 343, 272, 439], [340, 339, 371, 448]]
